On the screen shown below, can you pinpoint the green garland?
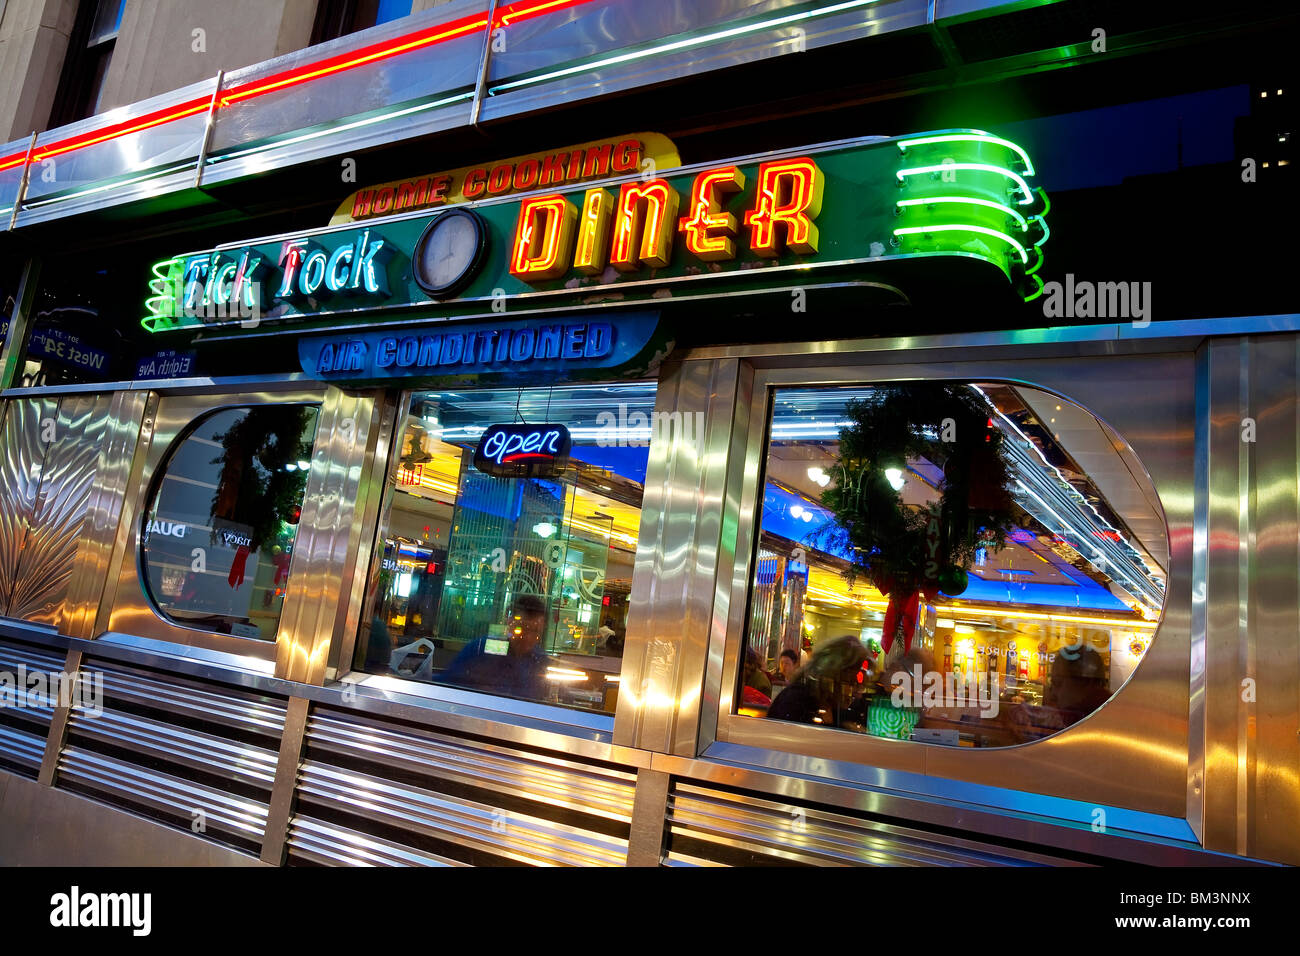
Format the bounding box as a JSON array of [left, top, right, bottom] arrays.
[[812, 384, 1018, 601]]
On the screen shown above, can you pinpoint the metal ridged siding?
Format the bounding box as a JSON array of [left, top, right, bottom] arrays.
[[665, 782, 1083, 867], [287, 708, 636, 866], [0, 396, 114, 627], [54, 657, 287, 851], [0, 638, 62, 776]]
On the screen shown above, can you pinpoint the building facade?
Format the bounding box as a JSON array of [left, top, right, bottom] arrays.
[[0, 0, 1296, 867]]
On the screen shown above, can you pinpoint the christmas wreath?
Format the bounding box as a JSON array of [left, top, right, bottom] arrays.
[[811, 384, 1019, 655]]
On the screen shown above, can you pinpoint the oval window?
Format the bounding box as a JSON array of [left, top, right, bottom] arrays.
[[141, 404, 320, 640], [742, 382, 1167, 747]]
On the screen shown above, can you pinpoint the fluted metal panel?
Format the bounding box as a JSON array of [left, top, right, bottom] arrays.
[[295, 760, 628, 866], [0, 639, 62, 737], [306, 708, 637, 822], [0, 724, 46, 771], [0, 398, 58, 614], [8, 394, 114, 626], [81, 658, 287, 735], [295, 705, 636, 865], [286, 815, 468, 867], [65, 707, 279, 788], [665, 782, 1081, 867], [57, 745, 269, 843]]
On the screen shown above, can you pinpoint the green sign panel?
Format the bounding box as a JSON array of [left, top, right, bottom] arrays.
[[143, 129, 1048, 334]]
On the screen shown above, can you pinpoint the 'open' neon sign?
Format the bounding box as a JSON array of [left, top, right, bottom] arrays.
[[473, 423, 572, 478]]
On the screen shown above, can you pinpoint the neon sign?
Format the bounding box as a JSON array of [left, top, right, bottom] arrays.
[[473, 423, 572, 478], [146, 129, 1049, 333]]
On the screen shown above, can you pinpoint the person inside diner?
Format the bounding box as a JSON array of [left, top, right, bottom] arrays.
[[440, 594, 550, 700]]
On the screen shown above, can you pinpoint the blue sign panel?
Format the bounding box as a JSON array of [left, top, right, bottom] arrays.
[[135, 349, 198, 380], [298, 311, 663, 384], [29, 327, 111, 373]]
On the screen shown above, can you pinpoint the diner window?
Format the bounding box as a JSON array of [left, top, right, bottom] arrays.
[[48, 0, 125, 126], [740, 382, 1167, 748], [311, 0, 415, 44], [356, 384, 655, 714], [141, 405, 320, 640]]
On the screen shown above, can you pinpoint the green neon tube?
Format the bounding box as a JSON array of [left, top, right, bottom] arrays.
[[895, 195, 1029, 231], [892, 224, 1028, 264], [896, 163, 1035, 204], [896, 132, 1035, 177]]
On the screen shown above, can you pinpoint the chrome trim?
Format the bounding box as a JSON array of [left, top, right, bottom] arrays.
[[0, 257, 39, 389], [0, 725, 45, 772], [260, 696, 310, 864], [677, 313, 1300, 361], [2, 372, 317, 399]]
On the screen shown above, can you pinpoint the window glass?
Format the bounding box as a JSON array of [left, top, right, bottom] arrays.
[[141, 405, 320, 640], [358, 384, 656, 714], [742, 383, 1167, 747]]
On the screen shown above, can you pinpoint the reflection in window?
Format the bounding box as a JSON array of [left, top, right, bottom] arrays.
[[141, 405, 320, 640], [743, 383, 1167, 748], [358, 385, 655, 714]]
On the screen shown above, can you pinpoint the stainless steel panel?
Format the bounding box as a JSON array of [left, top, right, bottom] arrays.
[[614, 358, 742, 755], [260, 696, 310, 865], [1195, 335, 1300, 865], [8, 394, 115, 626], [0, 397, 59, 612], [275, 388, 381, 685], [481, 0, 930, 122], [61, 391, 150, 640], [711, 347, 1196, 826], [0, 726, 46, 772]]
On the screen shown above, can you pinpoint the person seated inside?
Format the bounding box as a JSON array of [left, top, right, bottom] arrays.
[[440, 594, 550, 701], [776, 648, 800, 684]]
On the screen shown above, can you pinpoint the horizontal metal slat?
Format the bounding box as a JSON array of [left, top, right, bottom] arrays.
[[57, 745, 268, 840], [669, 783, 1060, 867], [306, 711, 635, 821], [0, 643, 67, 674], [67, 707, 278, 789], [86, 660, 287, 736], [296, 760, 627, 867], [0, 723, 46, 769], [286, 815, 468, 867]]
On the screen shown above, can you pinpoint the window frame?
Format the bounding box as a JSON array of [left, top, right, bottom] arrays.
[[706, 353, 1184, 820], [340, 384, 659, 733], [105, 387, 329, 669]]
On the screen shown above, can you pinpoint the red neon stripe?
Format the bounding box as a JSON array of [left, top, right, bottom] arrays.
[[219, 11, 491, 105], [0, 0, 600, 179], [500, 452, 555, 462]]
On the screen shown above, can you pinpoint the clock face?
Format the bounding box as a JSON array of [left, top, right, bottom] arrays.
[[413, 208, 486, 298]]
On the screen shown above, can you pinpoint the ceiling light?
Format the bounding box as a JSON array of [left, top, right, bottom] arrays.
[[533, 521, 557, 538], [884, 467, 905, 490]]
